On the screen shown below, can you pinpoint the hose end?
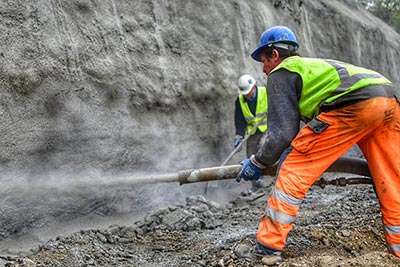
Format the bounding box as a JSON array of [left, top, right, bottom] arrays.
[[236, 175, 242, 183]]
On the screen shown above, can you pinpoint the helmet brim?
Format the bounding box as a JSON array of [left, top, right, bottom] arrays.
[[251, 46, 265, 62], [238, 87, 252, 95], [251, 42, 298, 62]]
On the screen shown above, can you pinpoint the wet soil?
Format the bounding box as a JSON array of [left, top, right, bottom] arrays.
[[1, 177, 400, 267]]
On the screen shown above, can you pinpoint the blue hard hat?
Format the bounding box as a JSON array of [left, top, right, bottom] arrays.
[[251, 26, 299, 62]]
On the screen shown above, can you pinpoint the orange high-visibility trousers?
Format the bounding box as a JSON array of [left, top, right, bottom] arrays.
[[256, 97, 400, 256]]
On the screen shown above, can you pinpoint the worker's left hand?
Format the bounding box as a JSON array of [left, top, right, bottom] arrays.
[[239, 158, 263, 181], [234, 136, 243, 152]]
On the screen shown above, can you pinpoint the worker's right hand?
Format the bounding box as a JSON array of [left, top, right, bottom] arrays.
[[234, 136, 243, 151], [239, 158, 263, 181]]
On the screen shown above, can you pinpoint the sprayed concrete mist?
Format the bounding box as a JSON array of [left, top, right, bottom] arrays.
[[0, 170, 215, 255]]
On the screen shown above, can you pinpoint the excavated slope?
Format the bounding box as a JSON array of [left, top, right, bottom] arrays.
[[0, 0, 399, 259]]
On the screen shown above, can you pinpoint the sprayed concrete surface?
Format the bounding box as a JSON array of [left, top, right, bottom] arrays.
[[2, 181, 400, 266], [0, 0, 399, 266]]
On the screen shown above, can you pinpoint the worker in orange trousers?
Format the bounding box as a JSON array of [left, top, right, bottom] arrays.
[[238, 25, 400, 261]]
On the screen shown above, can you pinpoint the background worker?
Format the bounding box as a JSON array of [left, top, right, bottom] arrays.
[[238, 25, 400, 263], [234, 74, 268, 193]]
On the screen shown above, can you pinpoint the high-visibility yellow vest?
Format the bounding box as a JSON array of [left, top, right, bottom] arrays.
[[239, 86, 268, 134], [271, 56, 392, 120]]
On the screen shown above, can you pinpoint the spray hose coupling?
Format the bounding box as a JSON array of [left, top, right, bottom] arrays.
[[314, 176, 373, 189], [178, 169, 194, 185]]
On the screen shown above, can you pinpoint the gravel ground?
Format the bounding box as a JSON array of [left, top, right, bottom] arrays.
[[1, 177, 400, 267]]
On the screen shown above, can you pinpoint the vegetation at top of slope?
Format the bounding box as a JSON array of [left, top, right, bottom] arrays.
[[356, 0, 400, 32]]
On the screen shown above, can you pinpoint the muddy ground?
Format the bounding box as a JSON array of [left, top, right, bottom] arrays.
[[1, 175, 400, 267]]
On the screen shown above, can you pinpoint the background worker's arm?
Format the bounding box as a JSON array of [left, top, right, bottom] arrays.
[[254, 69, 302, 167], [234, 98, 247, 148], [234, 98, 247, 137]]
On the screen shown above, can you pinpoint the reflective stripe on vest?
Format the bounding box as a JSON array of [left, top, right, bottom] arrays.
[[239, 86, 268, 134], [324, 60, 386, 94], [271, 56, 392, 120]]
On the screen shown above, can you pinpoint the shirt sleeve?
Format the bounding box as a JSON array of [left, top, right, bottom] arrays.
[[234, 98, 247, 137], [254, 69, 302, 166]]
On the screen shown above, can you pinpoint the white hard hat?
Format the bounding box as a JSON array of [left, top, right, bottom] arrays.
[[238, 74, 256, 95]]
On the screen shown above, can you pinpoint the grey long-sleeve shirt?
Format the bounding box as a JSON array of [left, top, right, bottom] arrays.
[[254, 69, 302, 166], [253, 64, 396, 167]]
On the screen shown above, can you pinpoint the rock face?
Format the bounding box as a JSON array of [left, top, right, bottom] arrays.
[[0, 0, 399, 176], [0, 0, 399, 253]]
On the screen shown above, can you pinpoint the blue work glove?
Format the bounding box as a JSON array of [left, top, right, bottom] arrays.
[[239, 158, 263, 181], [234, 136, 243, 152]]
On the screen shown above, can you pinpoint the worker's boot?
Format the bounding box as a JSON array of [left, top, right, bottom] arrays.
[[234, 243, 256, 259], [234, 242, 283, 266], [253, 242, 283, 266]]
